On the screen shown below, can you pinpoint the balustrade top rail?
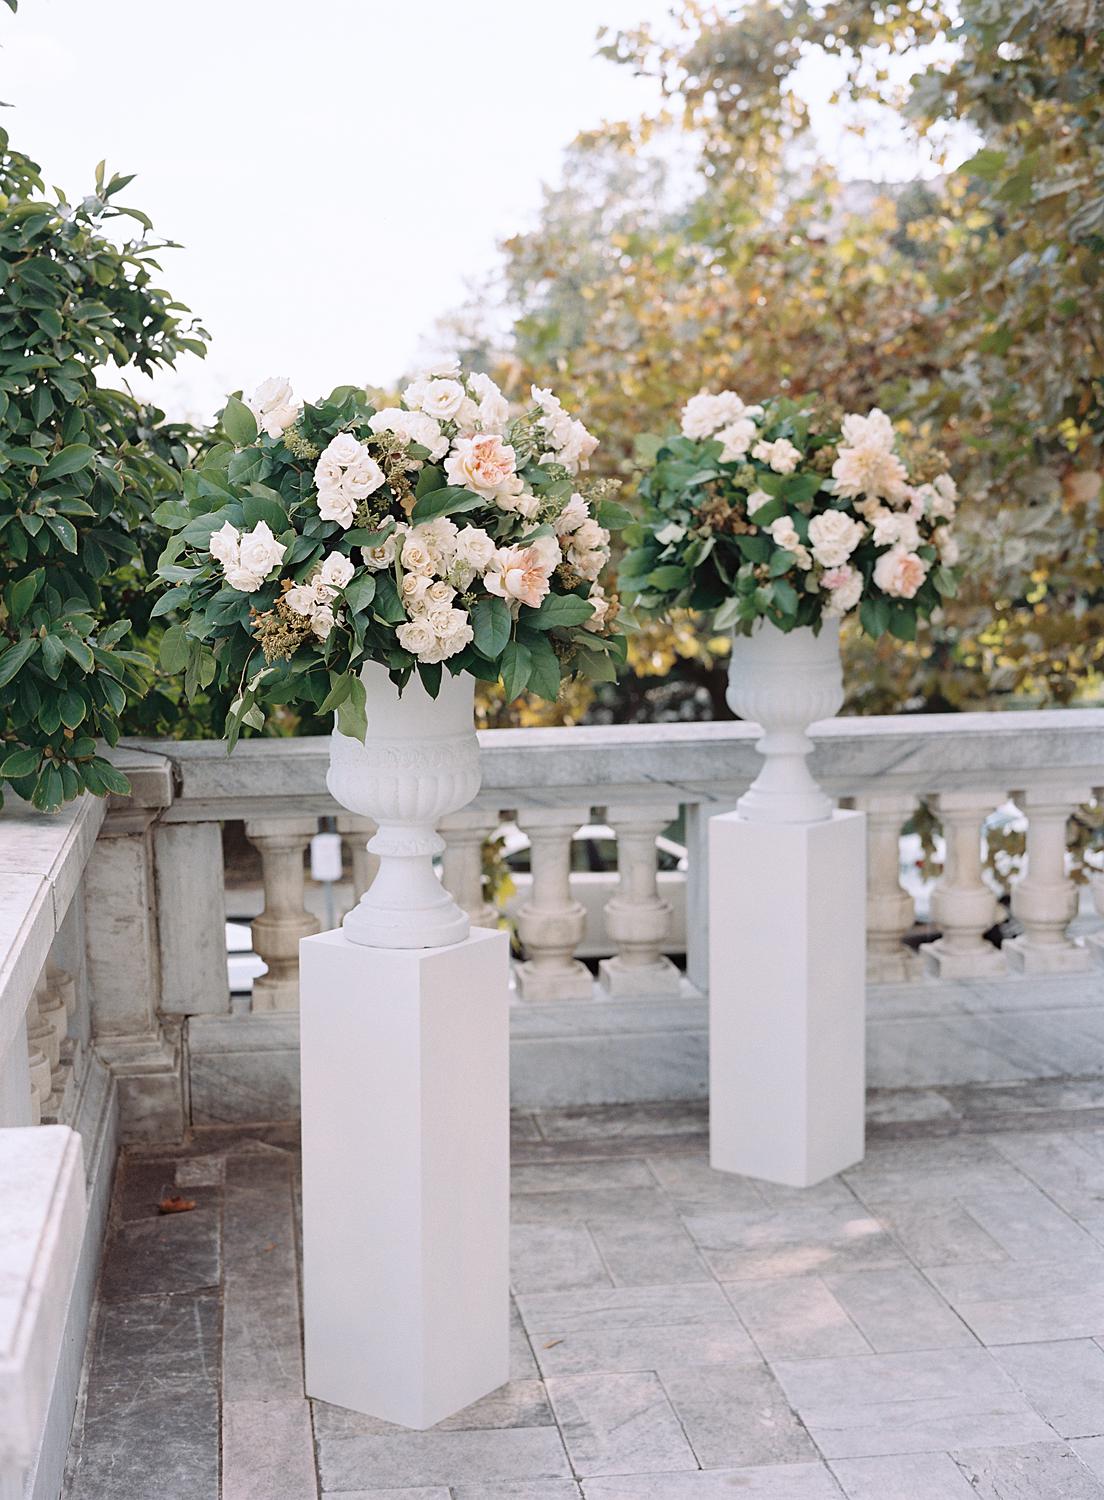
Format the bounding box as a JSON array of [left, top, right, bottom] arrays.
[[122, 708, 1104, 822]]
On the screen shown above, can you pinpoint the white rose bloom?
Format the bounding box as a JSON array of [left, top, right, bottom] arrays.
[[554, 494, 590, 536], [531, 384, 564, 419], [316, 485, 357, 529], [223, 563, 265, 593], [468, 372, 510, 433], [402, 378, 430, 410], [424, 602, 457, 636], [318, 433, 363, 467], [528, 533, 562, 572], [319, 552, 355, 591], [586, 583, 610, 629], [655, 521, 686, 545], [415, 518, 459, 570], [400, 572, 433, 608], [516, 495, 541, 520], [425, 355, 461, 378], [417, 379, 466, 421], [822, 566, 865, 618], [246, 376, 301, 439], [571, 519, 610, 555], [425, 580, 456, 606], [342, 452, 386, 501], [753, 437, 801, 474], [832, 443, 909, 503], [840, 408, 896, 454], [570, 547, 606, 582], [937, 529, 960, 565], [396, 618, 437, 656], [372, 408, 449, 461], [454, 526, 496, 571], [209, 521, 241, 567], [284, 582, 320, 617], [361, 530, 400, 571], [767, 515, 812, 569], [745, 489, 773, 518], [238, 521, 286, 581], [871, 511, 920, 551], [929, 473, 958, 519], [718, 418, 757, 461], [807, 511, 865, 568], [310, 605, 336, 641], [400, 535, 435, 575], [452, 397, 483, 434]]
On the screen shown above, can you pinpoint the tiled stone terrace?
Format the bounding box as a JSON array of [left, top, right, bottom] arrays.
[[63, 1081, 1104, 1500]]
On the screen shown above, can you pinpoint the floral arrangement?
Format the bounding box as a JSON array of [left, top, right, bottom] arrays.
[[620, 391, 961, 640], [153, 365, 628, 744]]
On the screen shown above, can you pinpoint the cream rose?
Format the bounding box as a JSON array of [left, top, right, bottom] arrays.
[[318, 552, 355, 591], [237, 521, 286, 581], [284, 581, 320, 617], [310, 605, 336, 641], [400, 572, 433, 608], [223, 564, 265, 593], [745, 489, 773, 518], [209, 521, 240, 567], [873, 546, 928, 599], [871, 511, 920, 551], [418, 378, 466, 421], [840, 408, 896, 454], [454, 526, 496, 572], [718, 418, 757, 461], [316, 486, 357, 528], [468, 372, 510, 433], [400, 534, 435, 575], [832, 444, 909, 503], [554, 494, 590, 536], [368, 408, 449, 461], [246, 376, 301, 439], [752, 437, 801, 474], [361, 528, 402, 571], [807, 511, 865, 568], [396, 618, 436, 656], [820, 565, 863, 617], [767, 515, 812, 569]]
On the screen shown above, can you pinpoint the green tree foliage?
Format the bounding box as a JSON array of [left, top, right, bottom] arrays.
[[454, 0, 1103, 715], [0, 134, 208, 809]]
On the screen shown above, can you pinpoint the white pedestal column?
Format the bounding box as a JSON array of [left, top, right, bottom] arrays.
[[299, 926, 510, 1430], [709, 808, 866, 1188]]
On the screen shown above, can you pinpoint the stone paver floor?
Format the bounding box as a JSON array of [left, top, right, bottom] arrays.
[[62, 1080, 1104, 1499]]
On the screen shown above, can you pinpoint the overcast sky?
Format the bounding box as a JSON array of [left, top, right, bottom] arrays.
[[2, 2, 947, 424]]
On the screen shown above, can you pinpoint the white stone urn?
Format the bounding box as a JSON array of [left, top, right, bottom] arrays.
[[327, 660, 482, 948], [726, 619, 843, 825]]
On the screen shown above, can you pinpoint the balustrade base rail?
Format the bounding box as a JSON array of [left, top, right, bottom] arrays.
[[178, 967, 1104, 1121]]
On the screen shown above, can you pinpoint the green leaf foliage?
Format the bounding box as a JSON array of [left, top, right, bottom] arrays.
[[0, 123, 209, 811]]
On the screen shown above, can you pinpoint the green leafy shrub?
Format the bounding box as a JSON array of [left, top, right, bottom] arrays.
[[0, 135, 207, 809]]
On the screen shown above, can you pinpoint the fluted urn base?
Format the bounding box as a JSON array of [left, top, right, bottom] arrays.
[[327, 662, 482, 949], [727, 619, 843, 826]]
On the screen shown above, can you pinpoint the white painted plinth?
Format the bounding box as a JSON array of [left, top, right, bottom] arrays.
[[299, 926, 510, 1430], [708, 809, 866, 1188]]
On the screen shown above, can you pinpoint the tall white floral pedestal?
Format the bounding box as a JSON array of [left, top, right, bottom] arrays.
[[708, 621, 866, 1188], [300, 927, 509, 1429], [300, 661, 509, 1429]]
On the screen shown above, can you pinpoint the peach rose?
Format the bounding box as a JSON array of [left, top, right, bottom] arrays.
[[445, 433, 518, 498], [484, 539, 560, 610], [873, 546, 928, 599]]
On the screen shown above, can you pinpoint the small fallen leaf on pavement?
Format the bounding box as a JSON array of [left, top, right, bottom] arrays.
[[543, 1339, 564, 1349], [158, 1195, 197, 1214]]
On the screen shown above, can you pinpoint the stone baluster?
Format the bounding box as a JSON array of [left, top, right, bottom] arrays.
[[336, 814, 380, 904], [599, 804, 681, 997], [1005, 786, 1093, 973], [855, 793, 920, 983], [245, 817, 321, 1012], [923, 790, 1006, 979], [1090, 861, 1104, 968], [514, 808, 592, 1002], [441, 809, 500, 930], [36, 971, 70, 1121], [25, 989, 54, 1125]]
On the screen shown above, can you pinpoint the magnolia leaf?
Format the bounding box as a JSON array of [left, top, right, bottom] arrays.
[[499, 639, 532, 702], [525, 592, 595, 630], [222, 395, 258, 447], [471, 596, 511, 659]]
